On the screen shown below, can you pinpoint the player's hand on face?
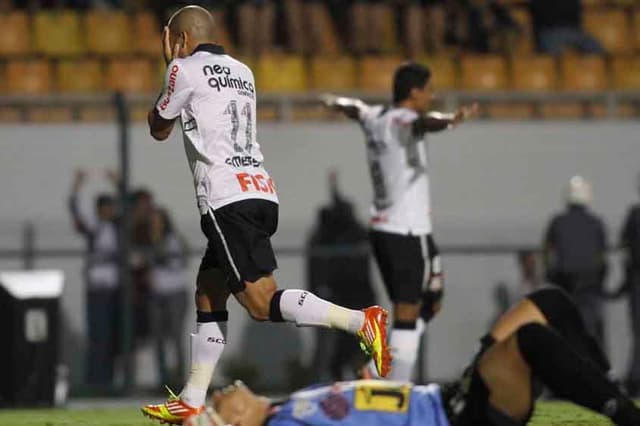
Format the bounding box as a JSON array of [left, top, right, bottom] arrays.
[[163, 26, 182, 65], [453, 102, 479, 125]]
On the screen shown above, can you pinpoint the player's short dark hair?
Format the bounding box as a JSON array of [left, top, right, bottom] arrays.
[[392, 62, 431, 104]]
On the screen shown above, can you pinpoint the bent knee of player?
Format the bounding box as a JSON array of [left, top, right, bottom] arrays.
[[393, 302, 421, 322], [241, 276, 278, 321]]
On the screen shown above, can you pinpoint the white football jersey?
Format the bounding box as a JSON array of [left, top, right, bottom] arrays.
[[156, 44, 278, 214], [359, 105, 432, 235]]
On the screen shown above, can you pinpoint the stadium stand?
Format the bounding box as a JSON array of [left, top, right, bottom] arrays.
[[560, 55, 607, 91], [420, 56, 457, 90], [460, 55, 508, 91], [57, 59, 104, 93], [0, 2, 639, 122], [133, 12, 162, 57], [86, 10, 131, 56], [583, 8, 632, 54], [0, 12, 31, 56], [308, 56, 357, 91], [359, 55, 403, 92], [6, 59, 51, 94], [105, 58, 155, 93], [511, 56, 557, 91], [33, 10, 84, 57], [256, 54, 307, 92], [612, 56, 640, 89]]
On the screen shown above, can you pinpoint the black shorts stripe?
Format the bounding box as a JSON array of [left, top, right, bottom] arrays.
[[207, 209, 241, 282]]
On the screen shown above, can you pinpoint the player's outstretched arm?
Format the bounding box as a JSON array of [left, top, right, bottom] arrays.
[[321, 94, 367, 121], [412, 103, 479, 136]]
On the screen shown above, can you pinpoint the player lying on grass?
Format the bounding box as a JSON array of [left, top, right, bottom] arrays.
[[322, 64, 478, 381], [185, 287, 640, 426]]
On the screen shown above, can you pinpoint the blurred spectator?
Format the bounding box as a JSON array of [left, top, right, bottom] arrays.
[[464, 0, 520, 53], [307, 171, 375, 381], [399, 0, 447, 57], [350, 0, 386, 54], [283, 0, 325, 54], [68, 169, 120, 388], [615, 173, 640, 395], [149, 207, 189, 389], [529, 0, 605, 55], [131, 188, 154, 343], [235, 0, 275, 56], [544, 176, 608, 345]]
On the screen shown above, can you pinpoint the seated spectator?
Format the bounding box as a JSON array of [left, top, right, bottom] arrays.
[[529, 0, 605, 55]]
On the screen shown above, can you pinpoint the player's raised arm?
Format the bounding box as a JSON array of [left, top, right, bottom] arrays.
[[321, 94, 368, 121], [148, 26, 194, 141], [411, 103, 479, 136]]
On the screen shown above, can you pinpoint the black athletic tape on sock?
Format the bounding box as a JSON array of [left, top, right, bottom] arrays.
[[393, 320, 417, 330], [269, 289, 285, 322], [197, 310, 229, 323]]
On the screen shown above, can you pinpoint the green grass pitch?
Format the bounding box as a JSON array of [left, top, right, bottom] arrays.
[[0, 402, 613, 426]]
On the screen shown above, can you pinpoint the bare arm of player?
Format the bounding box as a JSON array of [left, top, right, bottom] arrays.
[[412, 103, 479, 136], [321, 94, 368, 121], [147, 109, 176, 141]]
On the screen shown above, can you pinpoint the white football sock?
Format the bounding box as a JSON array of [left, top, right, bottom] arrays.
[[388, 325, 423, 382], [278, 290, 365, 334], [180, 321, 227, 408], [369, 319, 424, 381]]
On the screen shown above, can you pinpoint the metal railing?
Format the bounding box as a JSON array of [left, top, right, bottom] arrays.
[[1, 90, 639, 121]]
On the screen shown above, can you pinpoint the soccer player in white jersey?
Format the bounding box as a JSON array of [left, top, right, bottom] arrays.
[[324, 63, 477, 382], [142, 6, 390, 424]]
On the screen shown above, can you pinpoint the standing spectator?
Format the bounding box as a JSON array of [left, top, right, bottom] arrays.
[[68, 169, 120, 389], [544, 176, 608, 345], [149, 207, 189, 389], [350, 0, 386, 54], [235, 0, 275, 55], [131, 188, 155, 343], [464, 0, 520, 53], [615, 173, 640, 395], [283, 0, 326, 54], [529, 0, 605, 55], [306, 172, 375, 381], [399, 0, 447, 57]]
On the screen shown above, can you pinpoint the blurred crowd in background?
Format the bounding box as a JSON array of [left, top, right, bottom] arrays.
[[0, 0, 619, 57], [68, 170, 189, 391]]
